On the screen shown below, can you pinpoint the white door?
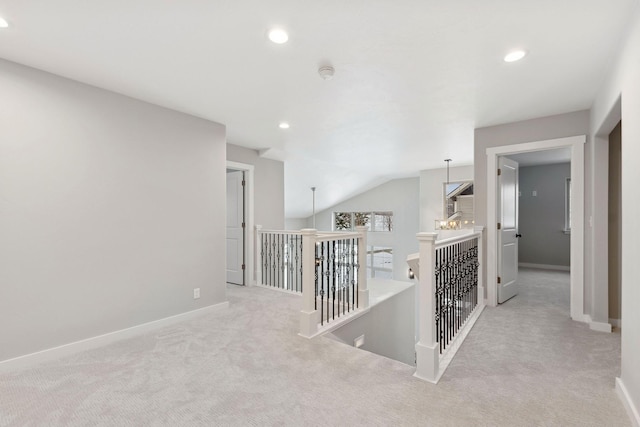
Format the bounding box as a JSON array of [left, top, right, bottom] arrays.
[[226, 170, 244, 285], [497, 157, 519, 303]]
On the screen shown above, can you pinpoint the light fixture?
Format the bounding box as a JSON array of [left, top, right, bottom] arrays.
[[311, 187, 316, 228], [268, 28, 289, 44], [278, 122, 290, 129], [504, 50, 527, 63], [0, 16, 9, 28], [435, 159, 462, 231]]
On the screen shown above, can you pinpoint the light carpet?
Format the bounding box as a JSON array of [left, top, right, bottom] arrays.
[[0, 269, 629, 426]]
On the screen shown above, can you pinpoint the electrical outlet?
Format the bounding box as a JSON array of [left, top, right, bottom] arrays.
[[193, 288, 200, 299]]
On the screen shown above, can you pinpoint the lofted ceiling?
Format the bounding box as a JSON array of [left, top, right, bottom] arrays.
[[0, 1, 636, 218]]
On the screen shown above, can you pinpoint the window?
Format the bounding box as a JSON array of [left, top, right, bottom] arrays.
[[333, 211, 393, 232], [564, 178, 571, 233], [367, 246, 393, 279]]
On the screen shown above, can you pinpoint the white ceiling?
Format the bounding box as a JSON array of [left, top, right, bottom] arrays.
[[0, 1, 636, 218]]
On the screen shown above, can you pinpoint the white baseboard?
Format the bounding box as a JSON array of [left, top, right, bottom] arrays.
[[518, 262, 570, 271], [0, 301, 229, 373], [581, 314, 613, 333], [610, 318, 622, 329], [617, 377, 640, 427]]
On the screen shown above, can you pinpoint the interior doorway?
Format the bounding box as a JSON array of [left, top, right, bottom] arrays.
[[497, 149, 573, 306], [486, 135, 585, 321], [608, 121, 622, 329], [226, 161, 255, 286], [226, 169, 245, 285]]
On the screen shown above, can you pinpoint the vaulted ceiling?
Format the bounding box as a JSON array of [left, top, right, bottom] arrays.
[[0, 1, 636, 217]]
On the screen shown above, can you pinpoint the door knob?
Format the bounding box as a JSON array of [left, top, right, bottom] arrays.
[[516, 233, 522, 238]]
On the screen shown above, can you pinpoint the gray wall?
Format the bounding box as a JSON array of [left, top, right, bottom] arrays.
[[312, 178, 420, 282], [227, 144, 284, 230], [474, 110, 590, 301], [0, 59, 227, 361], [591, 5, 640, 413], [326, 285, 416, 366], [517, 163, 571, 267], [420, 165, 474, 231], [608, 122, 621, 322]]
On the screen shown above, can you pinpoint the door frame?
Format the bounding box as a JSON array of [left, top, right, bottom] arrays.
[[226, 161, 255, 286], [486, 135, 585, 322]]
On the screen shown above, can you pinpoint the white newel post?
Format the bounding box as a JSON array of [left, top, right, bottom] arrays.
[[255, 225, 262, 286], [414, 232, 439, 383], [355, 226, 369, 309], [299, 228, 319, 338], [475, 226, 485, 305]]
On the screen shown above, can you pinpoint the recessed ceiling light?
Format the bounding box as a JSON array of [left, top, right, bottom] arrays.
[[0, 16, 9, 28], [268, 28, 289, 44], [279, 122, 290, 129], [504, 50, 527, 63]]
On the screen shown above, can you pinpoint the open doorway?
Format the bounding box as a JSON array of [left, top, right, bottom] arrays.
[[508, 149, 572, 272], [226, 169, 245, 285], [226, 161, 255, 286], [486, 135, 585, 321], [608, 121, 622, 329], [494, 149, 572, 307]]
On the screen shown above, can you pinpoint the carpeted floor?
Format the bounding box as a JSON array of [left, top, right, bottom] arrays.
[[0, 268, 629, 426]]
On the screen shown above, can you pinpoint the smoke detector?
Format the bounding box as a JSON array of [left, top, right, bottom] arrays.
[[318, 65, 335, 80]]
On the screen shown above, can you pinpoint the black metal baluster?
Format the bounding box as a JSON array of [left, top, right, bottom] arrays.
[[297, 235, 302, 293], [435, 247, 441, 354], [448, 244, 453, 350], [331, 240, 335, 321], [318, 242, 322, 321], [326, 241, 331, 324]]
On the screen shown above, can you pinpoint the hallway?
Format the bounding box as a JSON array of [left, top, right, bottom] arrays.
[[0, 270, 629, 425]]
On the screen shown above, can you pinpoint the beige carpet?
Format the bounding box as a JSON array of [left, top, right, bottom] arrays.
[[0, 269, 630, 426]]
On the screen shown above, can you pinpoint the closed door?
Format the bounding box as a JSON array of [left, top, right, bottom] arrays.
[[226, 170, 244, 285], [498, 157, 519, 303]]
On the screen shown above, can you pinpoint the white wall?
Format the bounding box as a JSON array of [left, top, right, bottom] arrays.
[[284, 218, 308, 230], [591, 3, 640, 421], [312, 178, 419, 282], [227, 144, 284, 230], [419, 165, 474, 231], [0, 59, 227, 362]]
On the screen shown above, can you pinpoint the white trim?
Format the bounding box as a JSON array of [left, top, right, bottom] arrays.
[[226, 161, 255, 286], [0, 301, 229, 373], [617, 377, 640, 427], [518, 262, 570, 272], [610, 318, 621, 328], [486, 135, 586, 323], [590, 320, 612, 333], [582, 314, 613, 333]]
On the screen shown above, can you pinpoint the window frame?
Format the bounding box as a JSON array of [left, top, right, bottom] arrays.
[[333, 211, 393, 232]]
